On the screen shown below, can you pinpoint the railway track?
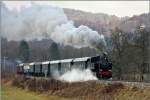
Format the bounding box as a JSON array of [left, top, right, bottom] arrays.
[[96, 80, 150, 89]]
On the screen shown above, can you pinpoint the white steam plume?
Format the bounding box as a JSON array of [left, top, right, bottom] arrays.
[[1, 3, 106, 49], [52, 21, 106, 49], [1, 4, 67, 41], [59, 69, 97, 82]]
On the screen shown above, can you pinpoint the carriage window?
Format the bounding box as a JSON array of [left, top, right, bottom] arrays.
[[61, 63, 70, 74], [42, 64, 48, 73], [61, 63, 65, 74], [35, 64, 41, 73], [72, 62, 85, 70], [23, 65, 30, 73], [30, 65, 34, 72], [50, 63, 58, 73]]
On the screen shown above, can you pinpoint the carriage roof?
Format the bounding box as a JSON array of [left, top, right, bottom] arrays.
[[60, 59, 73, 63], [29, 62, 35, 65], [19, 63, 30, 66], [73, 57, 90, 62], [50, 60, 60, 64], [19, 63, 24, 66], [43, 57, 90, 64], [42, 61, 50, 65], [19, 56, 91, 66]]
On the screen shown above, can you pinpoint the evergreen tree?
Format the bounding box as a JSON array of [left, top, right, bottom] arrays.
[[48, 42, 60, 60], [19, 40, 30, 62]]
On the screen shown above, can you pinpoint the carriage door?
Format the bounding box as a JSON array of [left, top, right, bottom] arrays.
[[48, 63, 51, 77]]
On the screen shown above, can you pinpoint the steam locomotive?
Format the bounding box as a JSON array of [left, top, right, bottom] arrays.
[[17, 54, 112, 79]]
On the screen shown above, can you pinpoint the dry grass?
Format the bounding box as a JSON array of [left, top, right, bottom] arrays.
[[1, 84, 74, 100], [2, 75, 150, 100]]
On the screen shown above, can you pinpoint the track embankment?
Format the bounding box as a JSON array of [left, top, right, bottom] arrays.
[[2, 75, 150, 100]]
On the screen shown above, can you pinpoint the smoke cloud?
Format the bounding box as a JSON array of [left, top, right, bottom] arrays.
[[1, 3, 106, 49], [59, 69, 97, 82]]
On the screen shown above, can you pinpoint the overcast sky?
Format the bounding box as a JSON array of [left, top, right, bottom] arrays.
[[3, 1, 149, 17]]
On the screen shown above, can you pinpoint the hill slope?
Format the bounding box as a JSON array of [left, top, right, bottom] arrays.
[[64, 8, 150, 35]]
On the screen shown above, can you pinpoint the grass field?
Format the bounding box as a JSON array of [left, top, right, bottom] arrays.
[[1, 84, 74, 100]]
